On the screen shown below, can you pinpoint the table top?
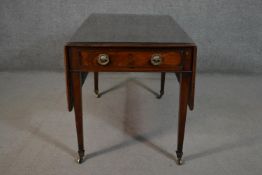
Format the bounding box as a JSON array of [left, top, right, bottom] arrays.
[[69, 14, 195, 46], [65, 14, 197, 112]]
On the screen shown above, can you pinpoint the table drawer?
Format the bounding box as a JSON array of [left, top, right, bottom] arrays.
[[70, 48, 190, 72]]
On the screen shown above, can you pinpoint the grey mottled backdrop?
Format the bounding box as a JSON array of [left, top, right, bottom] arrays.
[[0, 0, 261, 73]]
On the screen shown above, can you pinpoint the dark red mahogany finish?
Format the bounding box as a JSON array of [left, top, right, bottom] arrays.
[[64, 14, 197, 165]]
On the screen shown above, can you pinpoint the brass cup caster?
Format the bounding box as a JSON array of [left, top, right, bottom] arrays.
[[95, 93, 101, 98], [176, 158, 183, 165], [76, 155, 84, 164], [94, 90, 101, 98], [76, 150, 85, 164], [176, 150, 183, 165], [157, 91, 164, 99]]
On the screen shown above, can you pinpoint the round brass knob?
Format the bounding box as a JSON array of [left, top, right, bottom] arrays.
[[97, 54, 110, 66], [151, 54, 162, 66]]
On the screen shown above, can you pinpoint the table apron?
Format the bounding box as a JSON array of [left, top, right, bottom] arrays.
[[69, 69, 192, 73]]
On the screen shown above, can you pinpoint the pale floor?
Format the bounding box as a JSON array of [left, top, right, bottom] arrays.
[[0, 72, 262, 175]]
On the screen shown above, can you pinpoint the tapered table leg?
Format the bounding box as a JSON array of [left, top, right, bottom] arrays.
[[158, 72, 166, 98], [94, 72, 100, 98], [176, 73, 190, 165], [72, 72, 85, 164]]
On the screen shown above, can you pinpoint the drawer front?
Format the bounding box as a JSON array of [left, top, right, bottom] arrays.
[[70, 48, 190, 72]]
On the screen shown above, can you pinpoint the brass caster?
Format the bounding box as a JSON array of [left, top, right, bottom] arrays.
[[94, 91, 101, 98], [176, 158, 183, 165], [77, 156, 84, 164], [96, 94, 101, 98], [157, 92, 164, 99]]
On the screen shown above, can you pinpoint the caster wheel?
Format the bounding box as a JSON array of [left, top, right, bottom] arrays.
[[94, 92, 101, 98], [157, 92, 164, 99], [77, 156, 84, 164], [94, 90, 100, 98], [176, 158, 183, 165], [76, 154, 85, 164]]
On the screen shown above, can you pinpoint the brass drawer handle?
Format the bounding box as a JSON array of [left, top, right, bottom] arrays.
[[97, 54, 110, 66], [151, 54, 162, 66]]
